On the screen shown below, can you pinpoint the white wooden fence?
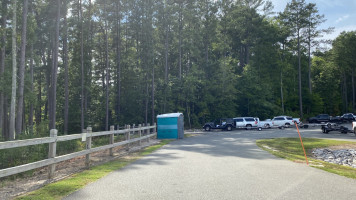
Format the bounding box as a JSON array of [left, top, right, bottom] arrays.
[[0, 123, 157, 179]]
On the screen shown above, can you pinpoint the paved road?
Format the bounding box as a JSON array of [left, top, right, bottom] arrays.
[[65, 127, 356, 200]]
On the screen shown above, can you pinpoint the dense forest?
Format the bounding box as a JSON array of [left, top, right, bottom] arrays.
[[0, 0, 355, 140]]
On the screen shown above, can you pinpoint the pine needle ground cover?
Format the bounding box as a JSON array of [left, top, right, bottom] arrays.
[[257, 138, 356, 179], [15, 139, 173, 200]]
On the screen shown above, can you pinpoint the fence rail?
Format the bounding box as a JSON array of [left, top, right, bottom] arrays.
[[0, 123, 157, 179]]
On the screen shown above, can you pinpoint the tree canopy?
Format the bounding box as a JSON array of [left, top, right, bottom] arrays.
[[0, 0, 354, 140]]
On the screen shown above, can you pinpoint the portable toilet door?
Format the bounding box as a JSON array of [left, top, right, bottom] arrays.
[[157, 113, 184, 139]]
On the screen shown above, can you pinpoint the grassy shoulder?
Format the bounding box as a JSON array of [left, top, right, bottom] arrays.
[[256, 138, 356, 179], [16, 139, 173, 200]]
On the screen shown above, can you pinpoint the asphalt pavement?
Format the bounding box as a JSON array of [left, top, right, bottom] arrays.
[[64, 126, 356, 200]]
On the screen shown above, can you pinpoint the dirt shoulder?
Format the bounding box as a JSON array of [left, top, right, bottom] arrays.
[[0, 140, 159, 200]]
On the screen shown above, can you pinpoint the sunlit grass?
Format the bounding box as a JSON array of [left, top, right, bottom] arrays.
[[257, 138, 356, 179]]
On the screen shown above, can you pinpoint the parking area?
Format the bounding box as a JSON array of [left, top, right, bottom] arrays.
[[65, 126, 356, 200], [199, 122, 356, 141]]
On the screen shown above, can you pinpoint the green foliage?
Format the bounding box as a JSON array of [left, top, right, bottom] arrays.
[[0, 0, 353, 139], [33, 120, 50, 137]]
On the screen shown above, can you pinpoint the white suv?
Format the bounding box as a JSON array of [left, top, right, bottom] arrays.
[[234, 117, 258, 130], [272, 116, 294, 128]]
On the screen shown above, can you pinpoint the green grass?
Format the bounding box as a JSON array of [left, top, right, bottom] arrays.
[[16, 139, 173, 200], [256, 138, 356, 179]]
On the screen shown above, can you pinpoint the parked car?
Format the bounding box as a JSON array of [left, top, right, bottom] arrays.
[[233, 117, 258, 130], [203, 118, 235, 131], [256, 118, 272, 128], [341, 113, 356, 122], [292, 118, 301, 124], [352, 122, 356, 135], [308, 114, 330, 123], [272, 116, 294, 128]]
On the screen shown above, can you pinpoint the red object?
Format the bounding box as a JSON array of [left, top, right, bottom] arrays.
[[295, 122, 309, 165]]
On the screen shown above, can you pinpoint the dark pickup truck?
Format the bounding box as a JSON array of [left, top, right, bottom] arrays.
[[308, 114, 342, 123], [203, 118, 235, 131], [308, 114, 331, 123]]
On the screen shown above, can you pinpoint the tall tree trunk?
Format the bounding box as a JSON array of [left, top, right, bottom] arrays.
[[104, 1, 109, 131], [115, 1, 121, 124], [9, 0, 17, 140], [36, 55, 43, 125], [29, 44, 34, 133], [297, 29, 303, 119], [280, 69, 284, 114], [280, 43, 285, 114], [343, 71, 348, 113], [63, 0, 69, 134], [124, 0, 128, 52], [3, 94, 8, 139], [308, 33, 312, 94], [145, 79, 149, 125], [0, 0, 7, 138], [163, 1, 169, 113], [43, 52, 50, 121], [80, 0, 85, 132], [151, 64, 155, 124], [36, 74, 41, 125], [186, 101, 191, 129], [15, 0, 29, 135], [84, 0, 93, 123], [178, 2, 182, 80], [49, 0, 60, 129], [48, 40, 53, 126]]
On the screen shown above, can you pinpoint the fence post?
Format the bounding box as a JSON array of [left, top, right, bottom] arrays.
[[116, 124, 120, 139], [126, 125, 130, 151], [124, 124, 127, 142], [48, 129, 58, 180], [132, 124, 135, 138], [147, 123, 150, 143], [138, 124, 142, 146], [124, 124, 126, 140], [154, 123, 157, 139], [110, 125, 114, 156], [86, 127, 92, 169]]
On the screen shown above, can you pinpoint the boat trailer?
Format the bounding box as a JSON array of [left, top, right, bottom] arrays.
[[321, 123, 353, 134]]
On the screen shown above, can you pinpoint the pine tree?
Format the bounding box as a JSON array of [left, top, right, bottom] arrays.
[[9, 0, 17, 140], [0, 0, 8, 138], [279, 0, 309, 119], [15, 0, 29, 134]]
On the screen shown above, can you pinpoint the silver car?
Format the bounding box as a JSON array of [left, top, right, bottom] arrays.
[[234, 117, 258, 130], [272, 116, 294, 128]]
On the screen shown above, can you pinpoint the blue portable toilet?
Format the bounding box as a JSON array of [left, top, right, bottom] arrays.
[[157, 113, 184, 139]]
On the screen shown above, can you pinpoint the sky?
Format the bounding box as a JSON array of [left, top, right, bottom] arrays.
[[270, 0, 356, 40]]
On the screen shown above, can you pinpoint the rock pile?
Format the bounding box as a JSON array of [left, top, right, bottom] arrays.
[[312, 148, 356, 168]]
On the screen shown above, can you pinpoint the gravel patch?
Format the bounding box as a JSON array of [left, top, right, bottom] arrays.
[[312, 148, 356, 168]]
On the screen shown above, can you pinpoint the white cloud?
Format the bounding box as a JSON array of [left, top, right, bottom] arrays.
[[335, 15, 350, 23], [322, 25, 356, 40]]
